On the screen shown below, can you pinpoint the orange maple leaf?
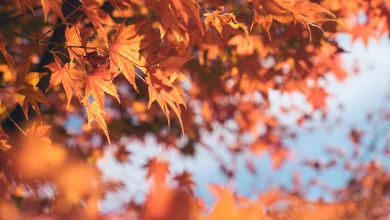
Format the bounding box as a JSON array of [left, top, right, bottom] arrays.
[[81, 0, 115, 42], [174, 171, 195, 193], [349, 22, 381, 47], [204, 6, 249, 38], [14, 62, 49, 120], [83, 63, 120, 111], [0, 34, 16, 80], [146, 56, 193, 133], [158, 0, 188, 43], [1, 36, 49, 120], [306, 87, 329, 109], [158, 56, 194, 74], [205, 185, 238, 219], [45, 57, 83, 109], [25, 122, 52, 145], [144, 157, 170, 185], [250, 0, 336, 40], [109, 22, 147, 92], [84, 100, 110, 144], [170, 0, 204, 35], [228, 35, 267, 57], [41, 0, 64, 22], [65, 25, 93, 63]]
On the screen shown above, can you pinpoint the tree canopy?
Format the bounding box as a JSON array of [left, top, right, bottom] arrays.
[[0, 0, 390, 219]]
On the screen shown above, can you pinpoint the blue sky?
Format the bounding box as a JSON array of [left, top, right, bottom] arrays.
[[98, 34, 390, 213]]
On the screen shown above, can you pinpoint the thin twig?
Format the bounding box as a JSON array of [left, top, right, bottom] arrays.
[[15, 32, 97, 50], [37, 4, 83, 40], [0, 105, 27, 136]]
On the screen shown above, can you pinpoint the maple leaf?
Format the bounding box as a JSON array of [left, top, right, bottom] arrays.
[[0, 34, 16, 79], [204, 6, 249, 38], [65, 25, 93, 62], [84, 100, 110, 144], [349, 22, 380, 47], [41, 0, 64, 22], [206, 185, 237, 219], [250, 0, 336, 40], [146, 56, 193, 133], [83, 63, 120, 111], [109, 22, 147, 92], [158, 56, 194, 74], [82, 0, 115, 42], [174, 171, 195, 194], [144, 157, 170, 185], [14, 62, 49, 120], [25, 122, 52, 146], [144, 182, 174, 219], [158, 0, 203, 43], [16, 0, 34, 17], [306, 87, 329, 109], [147, 73, 185, 131], [158, 0, 188, 43], [45, 57, 83, 109], [170, 0, 204, 35], [228, 35, 267, 57]]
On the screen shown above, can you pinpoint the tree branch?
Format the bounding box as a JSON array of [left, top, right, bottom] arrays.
[[2, 0, 82, 142]]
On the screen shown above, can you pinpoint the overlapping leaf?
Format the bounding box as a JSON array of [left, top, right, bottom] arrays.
[[81, 0, 115, 41], [204, 7, 249, 38], [84, 63, 120, 111], [158, 0, 188, 43], [14, 62, 49, 120], [41, 0, 64, 22], [170, 0, 204, 34], [65, 25, 93, 62], [0, 34, 16, 80], [250, 0, 336, 39], [45, 57, 83, 109], [157, 0, 204, 42], [84, 100, 110, 144], [109, 22, 146, 92], [146, 56, 193, 133]]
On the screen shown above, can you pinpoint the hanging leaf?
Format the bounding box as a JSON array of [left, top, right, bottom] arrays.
[[14, 62, 49, 120], [144, 157, 170, 185], [81, 0, 115, 42], [84, 100, 111, 144], [158, 0, 188, 42], [250, 0, 336, 39], [65, 25, 93, 63], [0, 34, 16, 79], [146, 56, 193, 133], [83, 63, 120, 111], [204, 6, 249, 38], [109, 22, 147, 92], [41, 0, 64, 22], [45, 57, 84, 109]]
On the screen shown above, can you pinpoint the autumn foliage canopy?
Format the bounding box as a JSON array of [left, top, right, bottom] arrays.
[[0, 0, 390, 219]]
